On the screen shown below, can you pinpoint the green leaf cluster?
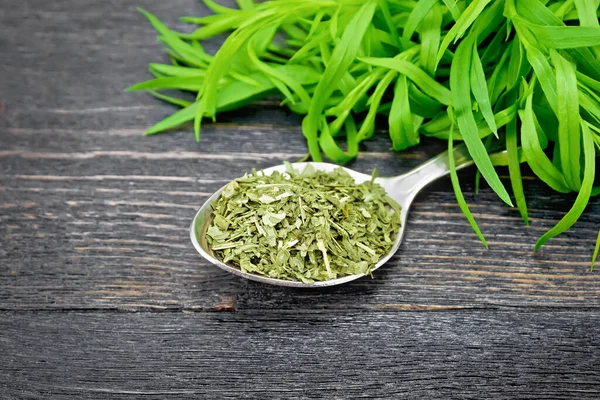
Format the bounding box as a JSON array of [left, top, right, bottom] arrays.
[[129, 0, 600, 266]]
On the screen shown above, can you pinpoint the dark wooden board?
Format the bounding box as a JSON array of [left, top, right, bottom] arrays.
[[2, 310, 600, 399], [1, 0, 600, 398], [2, 114, 599, 311]]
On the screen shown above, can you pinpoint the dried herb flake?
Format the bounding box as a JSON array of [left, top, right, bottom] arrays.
[[206, 163, 401, 283]]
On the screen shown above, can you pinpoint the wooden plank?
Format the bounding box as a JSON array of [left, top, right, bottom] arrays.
[[1, 310, 600, 399], [0, 0, 208, 111]]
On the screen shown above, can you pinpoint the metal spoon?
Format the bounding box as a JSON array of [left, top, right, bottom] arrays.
[[190, 144, 504, 288]]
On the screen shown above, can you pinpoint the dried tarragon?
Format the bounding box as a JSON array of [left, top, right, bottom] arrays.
[[206, 162, 401, 283]]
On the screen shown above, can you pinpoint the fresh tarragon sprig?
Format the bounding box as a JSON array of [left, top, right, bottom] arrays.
[[206, 163, 401, 283], [129, 0, 600, 267]]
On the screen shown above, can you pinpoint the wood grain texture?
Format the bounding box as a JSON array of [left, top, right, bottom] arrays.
[[1, 122, 599, 310], [2, 310, 600, 399], [1, 0, 600, 398]]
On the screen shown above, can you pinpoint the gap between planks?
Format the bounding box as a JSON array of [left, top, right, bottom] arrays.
[[0, 149, 423, 161]]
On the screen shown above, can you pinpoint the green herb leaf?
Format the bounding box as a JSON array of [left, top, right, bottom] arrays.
[[402, 0, 438, 45], [591, 230, 600, 271], [535, 121, 596, 250], [437, 0, 493, 66], [389, 74, 418, 150], [359, 57, 452, 105], [552, 50, 582, 191], [519, 91, 570, 193], [505, 96, 529, 225], [303, 0, 377, 162], [450, 35, 513, 207], [470, 43, 497, 136], [448, 121, 488, 247]]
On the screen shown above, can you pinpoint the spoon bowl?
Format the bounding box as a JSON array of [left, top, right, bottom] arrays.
[[190, 144, 495, 287]]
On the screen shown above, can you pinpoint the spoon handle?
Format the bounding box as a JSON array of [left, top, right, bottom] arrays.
[[381, 144, 474, 205]]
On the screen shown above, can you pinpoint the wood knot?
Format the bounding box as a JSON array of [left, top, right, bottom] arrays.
[[213, 296, 236, 312]]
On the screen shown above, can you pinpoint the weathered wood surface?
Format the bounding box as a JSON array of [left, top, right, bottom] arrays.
[[2, 310, 600, 399], [1, 0, 600, 398]]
